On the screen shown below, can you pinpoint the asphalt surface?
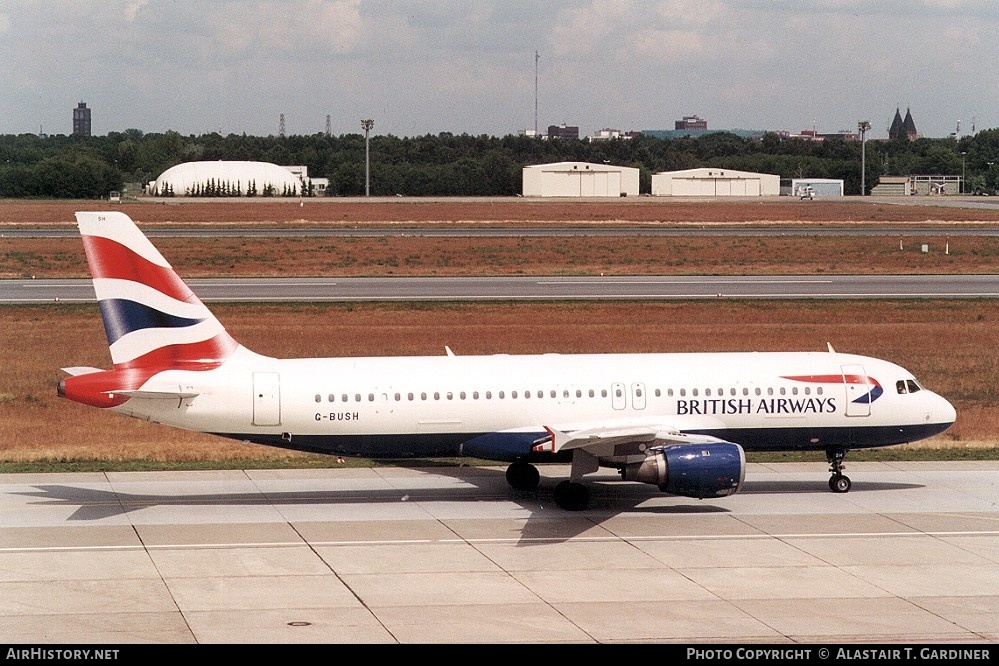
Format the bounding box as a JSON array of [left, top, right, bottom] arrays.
[[4, 274, 998, 303]]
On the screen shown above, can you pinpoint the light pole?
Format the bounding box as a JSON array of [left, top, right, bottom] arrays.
[[858, 121, 870, 196], [361, 119, 374, 197], [961, 151, 967, 195]]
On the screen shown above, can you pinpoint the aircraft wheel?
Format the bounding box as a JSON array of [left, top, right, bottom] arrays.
[[553, 480, 590, 511], [506, 461, 540, 491], [829, 474, 852, 493]]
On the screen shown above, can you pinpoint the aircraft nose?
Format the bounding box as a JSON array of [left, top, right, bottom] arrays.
[[927, 392, 957, 433], [938, 394, 957, 425]]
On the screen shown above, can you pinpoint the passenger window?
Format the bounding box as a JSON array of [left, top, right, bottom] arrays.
[[314, 394, 321, 403]]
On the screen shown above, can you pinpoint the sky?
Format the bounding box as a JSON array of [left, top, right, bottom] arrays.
[[1, 0, 997, 141]]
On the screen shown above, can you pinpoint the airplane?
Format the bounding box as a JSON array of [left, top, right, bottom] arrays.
[[58, 212, 957, 510]]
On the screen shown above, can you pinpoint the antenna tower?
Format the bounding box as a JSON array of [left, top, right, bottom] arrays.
[[279, 113, 286, 137], [534, 50, 540, 136], [326, 115, 331, 137]]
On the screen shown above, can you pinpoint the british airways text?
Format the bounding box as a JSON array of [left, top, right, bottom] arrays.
[[676, 397, 837, 416]]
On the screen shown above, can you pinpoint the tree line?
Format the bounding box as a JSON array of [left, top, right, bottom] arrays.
[[0, 127, 996, 199]]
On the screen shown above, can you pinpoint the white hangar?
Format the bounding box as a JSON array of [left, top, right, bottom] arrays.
[[651, 168, 780, 197], [150, 160, 303, 196], [523, 162, 640, 197]]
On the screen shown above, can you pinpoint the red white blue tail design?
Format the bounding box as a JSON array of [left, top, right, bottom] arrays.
[[75, 212, 239, 369], [60, 213, 243, 409]]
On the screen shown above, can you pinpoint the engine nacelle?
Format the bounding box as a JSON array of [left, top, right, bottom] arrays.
[[620, 443, 745, 499]]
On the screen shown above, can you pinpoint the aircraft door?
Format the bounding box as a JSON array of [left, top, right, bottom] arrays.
[[842, 364, 872, 417], [252, 372, 281, 426], [631, 383, 646, 410], [611, 382, 626, 410]]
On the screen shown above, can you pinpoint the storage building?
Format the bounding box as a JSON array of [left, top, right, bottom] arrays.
[[651, 168, 779, 197], [522, 162, 640, 197], [150, 161, 303, 197], [780, 178, 844, 197]]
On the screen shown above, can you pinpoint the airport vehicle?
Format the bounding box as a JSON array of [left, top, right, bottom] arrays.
[[58, 212, 956, 510]]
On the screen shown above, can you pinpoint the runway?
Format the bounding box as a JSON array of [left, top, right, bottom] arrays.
[[2, 462, 998, 644], [4, 274, 999, 303]]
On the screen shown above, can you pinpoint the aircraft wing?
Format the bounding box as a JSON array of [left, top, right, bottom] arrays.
[[532, 423, 732, 458]]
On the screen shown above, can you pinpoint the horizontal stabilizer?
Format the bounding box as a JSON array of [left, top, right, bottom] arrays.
[[61, 367, 104, 377], [107, 389, 200, 400]]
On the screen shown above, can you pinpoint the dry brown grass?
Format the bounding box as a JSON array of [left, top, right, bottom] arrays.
[[4, 234, 999, 278]]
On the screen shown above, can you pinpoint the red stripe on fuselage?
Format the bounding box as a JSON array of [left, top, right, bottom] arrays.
[[783, 374, 882, 388], [82, 235, 195, 303]]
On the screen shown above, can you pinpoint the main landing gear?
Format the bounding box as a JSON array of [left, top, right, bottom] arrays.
[[505, 460, 540, 491], [826, 448, 852, 493], [505, 461, 591, 510]]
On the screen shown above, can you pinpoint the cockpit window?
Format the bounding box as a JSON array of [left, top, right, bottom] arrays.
[[896, 380, 907, 394], [897, 379, 923, 395], [906, 379, 921, 393]]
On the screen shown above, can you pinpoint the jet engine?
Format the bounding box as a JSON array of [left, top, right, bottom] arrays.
[[620, 443, 745, 499]]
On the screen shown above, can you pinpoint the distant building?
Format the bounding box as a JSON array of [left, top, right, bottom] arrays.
[[888, 107, 920, 141], [547, 124, 579, 140], [871, 175, 961, 196], [523, 161, 640, 197], [587, 128, 640, 141], [783, 129, 860, 142], [675, 115, 707, 130], [151, 161, 307, 197], [651, 168, 780, 197], [72, 102, 91, 136], [780, 178, 844, 197]]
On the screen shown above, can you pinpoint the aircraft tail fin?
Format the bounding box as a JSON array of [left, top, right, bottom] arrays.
[[74, 212, 240, 370]]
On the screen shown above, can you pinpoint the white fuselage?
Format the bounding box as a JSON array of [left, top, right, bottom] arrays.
[[111, 347, 956, 462]]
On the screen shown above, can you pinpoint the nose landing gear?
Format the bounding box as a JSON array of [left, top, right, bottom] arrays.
[[826, 448, 852, 493]]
